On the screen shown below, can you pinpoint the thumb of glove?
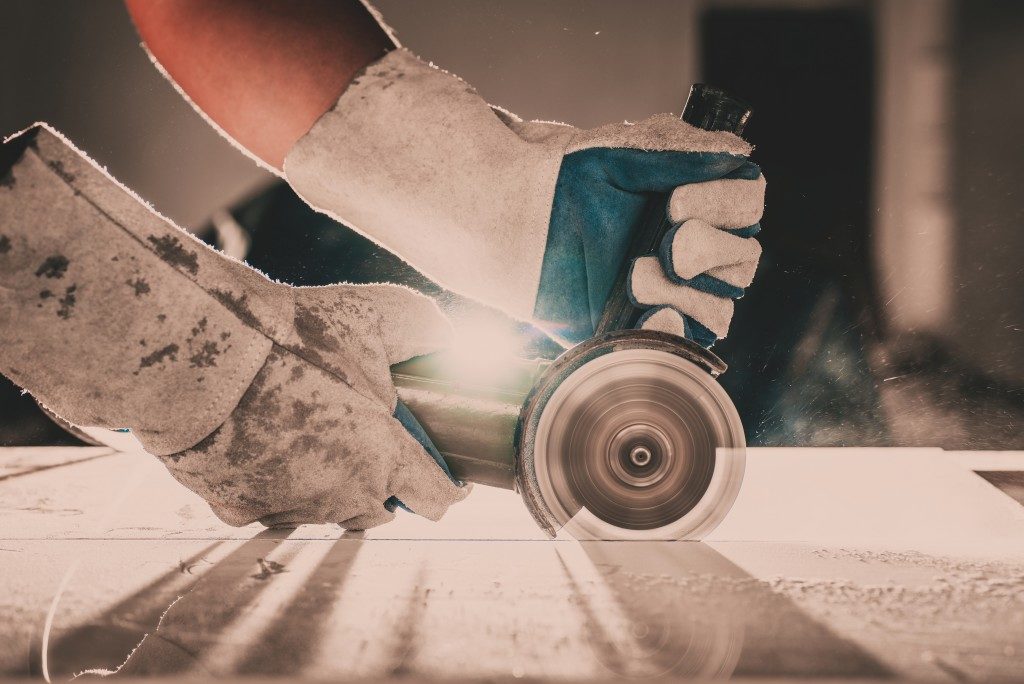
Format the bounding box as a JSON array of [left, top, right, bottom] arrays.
[[360, 283, 454, 366]]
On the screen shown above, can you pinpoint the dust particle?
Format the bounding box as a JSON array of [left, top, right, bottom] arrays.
[[189, 317, 208, 338], [252, 558, 287, 581], [126, 277, 150, 296], [285, 399, 318, 430], [294, 304, 339, 353], [35, 255, 69, 279], [211, 288, 258, 328], [139, 343, 179, 369], [46, 159, 76, 183], [189, 341, 221, 369], [56, 285, 77, 319], [147, 235, 199, 275]]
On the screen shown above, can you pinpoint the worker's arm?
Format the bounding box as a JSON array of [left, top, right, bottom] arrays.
[[0, 126, 466, 528], [124, 0, 393, 170], [130, 1, 766, 346], [283, 52, 767, 345]]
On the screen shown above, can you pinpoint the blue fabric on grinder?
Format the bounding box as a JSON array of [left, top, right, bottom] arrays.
[[386, 399, 459, 513]]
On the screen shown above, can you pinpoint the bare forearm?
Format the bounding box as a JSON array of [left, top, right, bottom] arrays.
[[124, 0, 394, 170]]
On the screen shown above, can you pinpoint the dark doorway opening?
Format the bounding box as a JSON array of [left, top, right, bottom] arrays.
[[700, 8, 884, 445]]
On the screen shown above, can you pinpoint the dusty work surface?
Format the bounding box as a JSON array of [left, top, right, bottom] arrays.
[[1, 446, 1023, 681]]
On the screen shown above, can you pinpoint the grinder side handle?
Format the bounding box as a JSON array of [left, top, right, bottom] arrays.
[[593, 84, 752, 336]]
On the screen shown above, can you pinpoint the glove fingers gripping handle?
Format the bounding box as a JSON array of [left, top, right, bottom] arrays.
[[389, 87, 752, 491], [594, 84, 753, 336]]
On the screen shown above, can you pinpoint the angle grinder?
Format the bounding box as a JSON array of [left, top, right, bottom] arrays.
[[391, 84, 753, 541]]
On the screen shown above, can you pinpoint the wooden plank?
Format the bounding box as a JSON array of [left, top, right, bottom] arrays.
[[976, 471, 1024, 507], [0, 447, 115, 481], [946, 450, 1024, 470], [2, 447, 1024, 557], [708, 448, 1024, 558], [2, 446, 1023, 679], [2, 536, 1021, 680]]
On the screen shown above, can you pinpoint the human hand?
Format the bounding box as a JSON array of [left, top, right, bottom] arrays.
[[0, 126, 467, 530], [285, 49, 764, 346]]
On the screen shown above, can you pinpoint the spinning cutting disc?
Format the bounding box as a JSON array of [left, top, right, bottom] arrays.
[[516, 331, 745, 541]]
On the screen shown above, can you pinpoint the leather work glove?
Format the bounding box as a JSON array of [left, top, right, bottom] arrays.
[[0, 126, 467, 529], [285, 48, 765, 346]]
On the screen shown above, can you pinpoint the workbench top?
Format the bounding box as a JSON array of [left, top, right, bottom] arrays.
[[2, 446, 1022, 681]]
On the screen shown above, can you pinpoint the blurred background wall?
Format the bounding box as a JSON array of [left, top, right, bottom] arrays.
[[2, 0, 1021, 448], [949, 1, 1024, 386]]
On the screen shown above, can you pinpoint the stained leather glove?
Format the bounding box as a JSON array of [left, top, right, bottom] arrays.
[[285, 48, 765, 345], [0, 125, 468, 528]]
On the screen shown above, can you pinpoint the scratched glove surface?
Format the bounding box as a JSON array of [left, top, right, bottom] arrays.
[[285, 48, 764, 346], [164, 285, 469, 529], [0, 125, 467, 528]]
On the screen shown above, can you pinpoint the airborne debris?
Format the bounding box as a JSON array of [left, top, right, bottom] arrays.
[[252, 558, 287, 580]]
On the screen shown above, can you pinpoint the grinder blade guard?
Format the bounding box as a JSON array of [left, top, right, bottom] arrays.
[[515, 330, 745, 540], [515, 84, 753, 540]]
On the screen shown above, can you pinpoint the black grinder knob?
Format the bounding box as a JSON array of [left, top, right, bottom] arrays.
[[681, 84, 752, 136]]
